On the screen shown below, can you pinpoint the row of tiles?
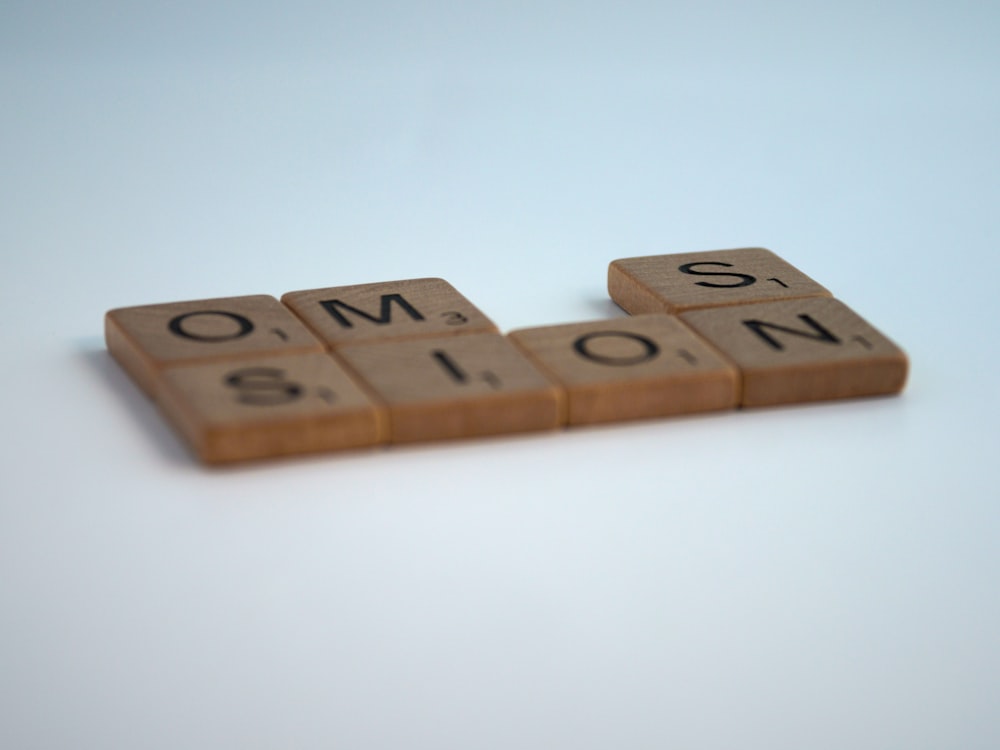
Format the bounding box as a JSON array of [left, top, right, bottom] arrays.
[[105, 248, 908, 463]]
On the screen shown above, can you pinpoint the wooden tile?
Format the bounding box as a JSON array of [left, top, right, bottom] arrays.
[[106, 295, 323, 397], [608, 247, 831, 314], [282, 278, 498, 349], [157, 352, 386, 463], [508, 314, 739, 425], [335, 333, 563, 443], [679, 297, 908, 407]]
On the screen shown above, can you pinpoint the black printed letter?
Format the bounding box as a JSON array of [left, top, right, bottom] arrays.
[[168, 311, 254, 342], [224, 367, 303, 406], [678, 262, 756, 288], [742, 314, 841, 351], [319, 294, 425, 328], [431, 350, 469, 383], [573, 331, 660, 366]]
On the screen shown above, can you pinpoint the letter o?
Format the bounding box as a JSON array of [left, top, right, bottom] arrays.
[[168, 310, 254, 342], [572, 331, 660, 366]]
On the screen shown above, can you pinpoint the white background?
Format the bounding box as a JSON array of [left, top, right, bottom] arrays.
[[2, 2, 998, 748]]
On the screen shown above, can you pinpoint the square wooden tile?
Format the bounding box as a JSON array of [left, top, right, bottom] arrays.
[[508, 314, 739, 425], [282, 278, 498, 349], [106, 295, 324, 397], [679, 297, 908, 407], [335, 333, 564, 443], [609, 247, 831, 314], [157, 352, 386, 463]]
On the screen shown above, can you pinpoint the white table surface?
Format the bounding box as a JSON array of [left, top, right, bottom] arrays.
[[3, 3, 998, 748]]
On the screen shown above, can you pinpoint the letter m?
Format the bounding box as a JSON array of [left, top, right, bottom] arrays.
[[318, 294, 425, 328]]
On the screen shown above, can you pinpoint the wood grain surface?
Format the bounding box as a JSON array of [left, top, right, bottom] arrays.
[[335, 333, 563, 443], [105, 295, 323, 397], [679, 297, 908, 407], [508, 314, 739, 424], [609, 248, 831, 314], [282, 278, 498, 349], [104, 267, 907, 462], [157, 352, 386, 463]]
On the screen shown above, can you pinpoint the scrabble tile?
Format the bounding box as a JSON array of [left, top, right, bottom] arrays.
[[608, 247, 831, 314], [679, 297, 908, 407], [508, 314, 739, 425], [282, 278, 498, 349], [335, 333, 564, 443], [106, 295, 324, 397], [156, 352, 386, 463]]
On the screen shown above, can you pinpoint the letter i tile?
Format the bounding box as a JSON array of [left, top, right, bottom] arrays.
[[508, 314, 739, 425], [334, 333, 564, 443]]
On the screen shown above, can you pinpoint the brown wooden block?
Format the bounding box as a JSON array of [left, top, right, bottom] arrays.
[[335, 333, 563, 443], [282, 278, 498, 349], [156, 352, 386, 463], [106, 295, 324, 398], [508, 314, 739, 425], [608, 247, 831, 314], [679, 297, 908, 407]]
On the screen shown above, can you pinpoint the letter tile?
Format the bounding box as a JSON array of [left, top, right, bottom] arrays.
[[334, 333, 564, 443], [106, 295, 324, 397], [679, 297, 908, 407], [609, 247, 831, 314], [508, 314, 739, 424], [282, 278, 498, 349], [156, 352, 386, 463]]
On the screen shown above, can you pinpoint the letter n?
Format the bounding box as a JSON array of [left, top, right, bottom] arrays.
[[742, 314, 841, 351]]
